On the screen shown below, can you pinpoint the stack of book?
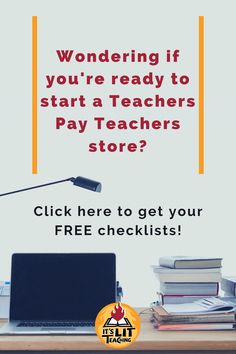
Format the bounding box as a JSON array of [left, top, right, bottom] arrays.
[[152, 256, 222, 305], [151, 297, 236, 331]]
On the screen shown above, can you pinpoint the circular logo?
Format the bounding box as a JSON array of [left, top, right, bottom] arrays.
[[95, 302, 140, 349]]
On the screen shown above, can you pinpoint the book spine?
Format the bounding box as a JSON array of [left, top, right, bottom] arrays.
[[163, 292, 218, 297], [156, 274, 221, 283], [161, 295, 215, 305]]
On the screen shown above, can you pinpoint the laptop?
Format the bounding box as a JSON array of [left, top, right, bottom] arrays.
[[0, 253, 116, 334]]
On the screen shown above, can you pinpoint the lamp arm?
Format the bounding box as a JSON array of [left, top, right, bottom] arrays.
[[0, 177, 74, 197]]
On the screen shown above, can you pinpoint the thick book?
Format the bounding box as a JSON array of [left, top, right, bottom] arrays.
[[151, 317, 235, 331], [160, 282, 219, 296], [221, 277, 236, 296], [152, 266, 221, 283], [157, 292, 211, 305], [159, 256, 222, 269]]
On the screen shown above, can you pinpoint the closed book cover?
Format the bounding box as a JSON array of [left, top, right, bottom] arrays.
[[157, 293, 214, 305], [159, 256, 222, 269], [160, 282, 219, 296], [152, 266, 222, 283]]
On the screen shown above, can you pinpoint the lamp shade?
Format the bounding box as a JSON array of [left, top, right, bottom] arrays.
[[72, 176, 102, 192]]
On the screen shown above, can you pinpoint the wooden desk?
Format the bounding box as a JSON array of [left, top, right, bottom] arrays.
[[0, 311, 236, 351]]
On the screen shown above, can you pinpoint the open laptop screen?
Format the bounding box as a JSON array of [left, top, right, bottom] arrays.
[[10, 253, 116, 321]]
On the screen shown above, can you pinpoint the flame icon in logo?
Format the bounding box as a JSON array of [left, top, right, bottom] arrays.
[[111, 303, 125, 321]]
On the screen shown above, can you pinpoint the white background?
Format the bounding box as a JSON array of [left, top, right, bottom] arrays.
[[0, 0, 235, 306]]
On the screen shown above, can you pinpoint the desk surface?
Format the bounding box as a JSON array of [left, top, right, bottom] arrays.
[[0, 310, 236, 351]]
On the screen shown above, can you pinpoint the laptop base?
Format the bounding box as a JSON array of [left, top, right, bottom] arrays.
[[0, 321, 96, 335]]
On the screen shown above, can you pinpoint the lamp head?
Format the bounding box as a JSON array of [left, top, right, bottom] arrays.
[[71, 176, 102, 192]]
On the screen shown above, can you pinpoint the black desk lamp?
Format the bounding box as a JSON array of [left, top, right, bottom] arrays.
[[0, 176, 102, 197]]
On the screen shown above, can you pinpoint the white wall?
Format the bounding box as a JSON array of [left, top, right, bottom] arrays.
[[0, 0, 235, 306]]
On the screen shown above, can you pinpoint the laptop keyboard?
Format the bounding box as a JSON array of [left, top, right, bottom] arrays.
[[18, 321, 95, 327]]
